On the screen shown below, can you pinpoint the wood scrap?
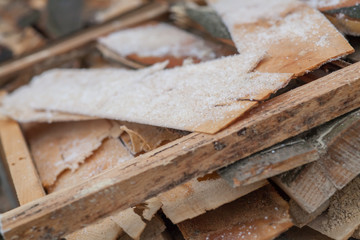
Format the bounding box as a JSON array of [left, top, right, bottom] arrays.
[[0, 118, 45, 205], [0, 1, 169, 85], [98, 22, 217, 67], [289, 199, 329, 228], [273, 161, 337, 214], [177, 185, 293, 240], [159, 172, 268, 223], [118, 122, 185, 155], [2, 53, 292, 133], [308, 176, 360, 240], [272, 109, 360, 213], [65, 217, 123, 240], [47, 138, 132, 193], [24, 120, 120, 188], [207, 0, 354, 76], [219, 136, 319, 187], [2, 59, 360, 239]]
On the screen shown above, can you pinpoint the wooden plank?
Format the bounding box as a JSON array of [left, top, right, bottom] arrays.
[[177, 185, 293, 240], [1, 61, 360, 239], [289, 199, 329, 228], [0, 118, 45, 205], [273, 161, 336, 213], [219, 137, 319, 187], [272, 109, 360, 213], [308, 176, 360, 240], [0, 1, 169, 86], [159, 173, 267, 223]]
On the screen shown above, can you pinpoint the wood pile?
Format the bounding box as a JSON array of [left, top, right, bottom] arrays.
[[0, 0, 359, 240]]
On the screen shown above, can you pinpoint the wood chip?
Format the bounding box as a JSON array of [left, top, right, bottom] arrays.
[[24, 120, 120, 188], [159, 172, 268, 223], [207, 0, 354, 76], [3, 53, 292, 133], [178, 185, 293, 240]]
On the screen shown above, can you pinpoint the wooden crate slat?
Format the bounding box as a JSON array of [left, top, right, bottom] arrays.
[[1, 61, 360, 239], [0, 119, 45, 205]]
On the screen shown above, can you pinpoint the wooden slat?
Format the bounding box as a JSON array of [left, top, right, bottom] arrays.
[[0, 1, 169, 86], [219, 137, 319, 187], [0, 118, 45, 205], [1, 61, 360, 240], [177, 185, 293, 240]]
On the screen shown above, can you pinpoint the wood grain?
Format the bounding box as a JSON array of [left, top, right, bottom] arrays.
[[0, 1, 168, 86], [1, 61, 360, 239], [0, 119, 45, 205]]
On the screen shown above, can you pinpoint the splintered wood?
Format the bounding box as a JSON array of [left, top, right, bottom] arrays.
[[207, 0, 354, 75], [99, 22, 216, 67], [178, 185, 293, 240], [3, 53, 292, 133], [24, 120, 120, 188]]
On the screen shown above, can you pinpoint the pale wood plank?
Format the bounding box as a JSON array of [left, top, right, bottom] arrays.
[[177, 185, 293, 240], [0, 118, 45, 205], [1, 61, 360, 240], [159, 173, 267, 223]]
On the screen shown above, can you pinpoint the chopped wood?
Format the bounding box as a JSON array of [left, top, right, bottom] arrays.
[[219, 137, 319, 187], [1, 60, 359, 239], [273, 109, 360, 213], [177, 185, 293, 240], [289, 199, 329, 228], [24, 120, 120, 188], [308, 176, 360, 240], [159, 172, 267, 223], [207, 0, 354, 76], [0, 118, 45, 205], [2, 53, 292, 133], [273, 161, 337, 213], [98, 22, 216, 67], [352, 228, 360, 239], [0, 1, 169, 85]]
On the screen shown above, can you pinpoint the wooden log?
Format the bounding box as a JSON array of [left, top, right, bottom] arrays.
[[308, 176, 360, 240], [0, 1, 169, 86], [0, 118, 45, 205], [177, 185, 293, 240], [1, 61, 360, 239]]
